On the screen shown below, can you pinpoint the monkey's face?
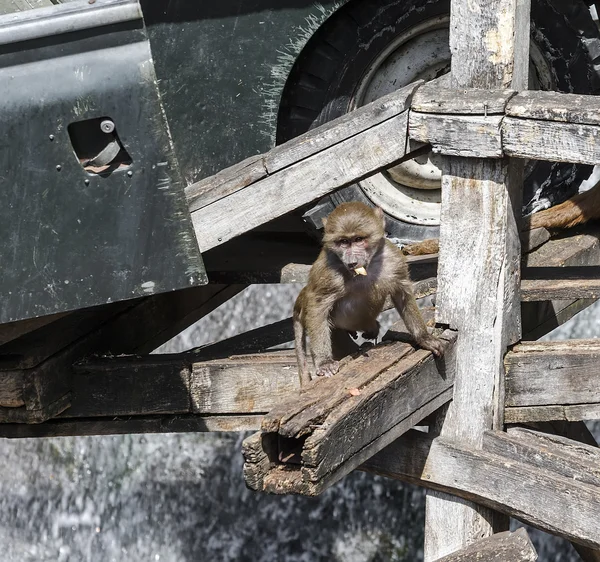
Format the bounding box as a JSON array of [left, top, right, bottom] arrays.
[[331, 235, 375, 271], [322, 202, 385, 273]]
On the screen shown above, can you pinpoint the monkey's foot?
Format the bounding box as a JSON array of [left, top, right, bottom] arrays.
[[419, 335, 446, 357], [316, 360, 340, 378], [362, 322, 380, 341]]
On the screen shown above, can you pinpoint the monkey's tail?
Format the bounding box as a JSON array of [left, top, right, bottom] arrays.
[[293, 301, 310, 386]]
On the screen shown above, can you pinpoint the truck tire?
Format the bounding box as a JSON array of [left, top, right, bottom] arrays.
[[278, 0, 600, 241]]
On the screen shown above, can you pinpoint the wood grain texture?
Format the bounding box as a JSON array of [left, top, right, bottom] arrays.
[[505, 404, 600, 423], [505, 339, 600, 407], [0, 414, 264, 438], [62, 350, 300, 419], [483, 427, 600, 488], [449, 0, 530, 90], [433, 528, 537, 562], [244, 332, 456, 496], [436, 157, 522, 434], [186, 154, 267, 213], [507, 90, 600, 125], [412, 79, 516, 115], [266, 82, 421, 173], [503, 117, 600, 165], [363, 430, 600, 550], [427, 0, 530, 555], [409, 113, 503, 157], [521, 267, 600, 300], [191, 111, 413, 252], [191, 353, 299, 414]]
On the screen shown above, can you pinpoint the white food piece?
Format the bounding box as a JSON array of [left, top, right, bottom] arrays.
[[354, 267, 367, 276]]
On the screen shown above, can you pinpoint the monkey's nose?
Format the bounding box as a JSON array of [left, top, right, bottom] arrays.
[[347, 262, 358, 269]]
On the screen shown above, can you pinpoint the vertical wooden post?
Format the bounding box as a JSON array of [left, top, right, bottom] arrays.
[[423, 0, 530, 559]]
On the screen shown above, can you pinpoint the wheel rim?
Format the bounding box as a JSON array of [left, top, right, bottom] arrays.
[[349, 16, 553, 226]]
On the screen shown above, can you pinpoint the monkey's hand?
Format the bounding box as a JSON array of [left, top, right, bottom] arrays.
[[316, 360, 340, 378], [418, 335, 446, 357]]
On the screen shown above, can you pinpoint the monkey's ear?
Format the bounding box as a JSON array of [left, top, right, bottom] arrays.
[[374, 206, 385, 228]]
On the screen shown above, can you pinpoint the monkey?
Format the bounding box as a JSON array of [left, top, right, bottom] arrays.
[[293, 202, 445, 385], [527, 180, 600, 230]]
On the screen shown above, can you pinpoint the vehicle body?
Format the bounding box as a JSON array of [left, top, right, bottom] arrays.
[[0, 0, 599, 323]]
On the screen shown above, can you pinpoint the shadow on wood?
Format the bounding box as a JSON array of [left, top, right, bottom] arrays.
[[243, 331, 456, 496]]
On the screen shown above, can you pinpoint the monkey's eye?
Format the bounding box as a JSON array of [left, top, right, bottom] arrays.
[[354, 237, 365, 243], [337, 238, 350, 246]]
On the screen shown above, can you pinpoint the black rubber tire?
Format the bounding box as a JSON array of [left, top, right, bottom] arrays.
[[277, 0, 600, 241]]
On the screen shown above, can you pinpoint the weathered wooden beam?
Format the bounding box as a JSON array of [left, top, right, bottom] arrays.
[[433, 528, 537, 562], [409, 113, 503, 158], [59, 350, 299, 419], [504, 340, 600, 422], [0, 284, 243, 423], [0, 414, 263, 438], [187, 81, 422, 252], [426, 0, 530, 556], [242, 331, 456, 496], [408, 87, 600, 164], [521, 266, 600, 300], [521, 227, 600, 340], [362, 429, 600, 550], [503, 118, 600, 165], [411, 79, 516, 115]]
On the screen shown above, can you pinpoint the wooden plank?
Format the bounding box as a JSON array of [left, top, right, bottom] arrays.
[[243, 331, 457, 496], [483, 427, 600, 488], [190, 353, 299, 414], [505, 404, 600, 423], [65, 356, 192, 418], [427, 0, 530, 556], [190, 82, 422, 252], [409, 113, 504, 158], [0, 373, 23, 407], [261, 341, 417, 436], [505, 339, 600, 407], [522, 298, 597, 341], [265, 83, 422, 173], [411, 79, 516, 115], [521, 226, 600, 339], [520, 227, 550, 255], [363, 430, 600, 550], [0, 311, 68, 346], [503, 117, 600, 165], [187, 154, 267, 213], [0, 414, 263, 438], [521, 267, 600, 300], [59, 350, 299, 419], [0, 284, 244, 423], [433, 528, 537, 562], [0, 302, 132, 370], [507, 90, 600, 126]]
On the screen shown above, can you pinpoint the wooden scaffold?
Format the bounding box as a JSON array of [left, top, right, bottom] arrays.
[[4, 0, 600, 559]]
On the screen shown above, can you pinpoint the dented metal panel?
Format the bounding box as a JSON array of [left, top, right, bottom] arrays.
[[0, 0, 206, 323]]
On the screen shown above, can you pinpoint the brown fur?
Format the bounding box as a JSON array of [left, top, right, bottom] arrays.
[[528, 181, 600, 230], [402, 238, 440, 256], [293, 202, 444, 385]]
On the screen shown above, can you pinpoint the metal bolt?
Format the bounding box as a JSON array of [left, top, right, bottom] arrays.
[[84, 179, 90, 186], [100, 119, 115, 134], [127, 170, 133, 177], [49, 134, 55, 141], [56, 164, 62, 171]]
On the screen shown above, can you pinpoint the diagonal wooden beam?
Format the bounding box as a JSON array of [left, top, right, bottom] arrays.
[[362, 429, 600, 550]]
